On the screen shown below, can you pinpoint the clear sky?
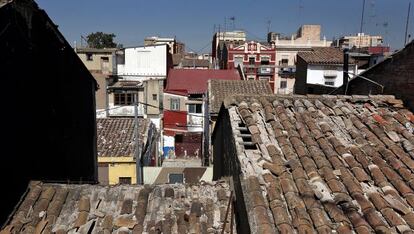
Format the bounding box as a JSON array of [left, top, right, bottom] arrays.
[[36, 0, 413, 52]]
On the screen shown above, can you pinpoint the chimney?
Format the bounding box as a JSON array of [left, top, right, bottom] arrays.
[[343, 49, 349, 94]]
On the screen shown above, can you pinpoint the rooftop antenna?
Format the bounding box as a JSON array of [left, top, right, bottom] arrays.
[[81, 35, 88, 48], [358, 0, 366, 48], [229, 16, 236, 30], [266, 19, 271, 34], [404, 2, 411, 45], [298, 0, 304, 24], [368, 0, 377, 23]]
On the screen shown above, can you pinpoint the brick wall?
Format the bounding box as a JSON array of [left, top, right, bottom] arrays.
[[347, 41, 414, 111]]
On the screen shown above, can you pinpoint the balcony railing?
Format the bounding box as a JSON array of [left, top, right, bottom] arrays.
[[108, 104, 144, 117], [243, 65, 275, 75]]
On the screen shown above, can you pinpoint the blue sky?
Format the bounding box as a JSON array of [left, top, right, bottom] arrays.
[[37, 0, 412, 52]]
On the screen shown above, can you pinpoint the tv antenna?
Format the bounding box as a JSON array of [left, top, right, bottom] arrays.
[[266, 19, 271, 34], [404, 2, 411, 45]]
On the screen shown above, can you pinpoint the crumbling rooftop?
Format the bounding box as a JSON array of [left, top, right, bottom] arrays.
[[2, 180, 234, 233], [217, 94, 414, 233]]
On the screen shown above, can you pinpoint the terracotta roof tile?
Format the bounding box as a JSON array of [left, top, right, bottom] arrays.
[[2, 181, 232, 233], [217, 93, 414, 233], [97, 118, 151, 157], [208, 80, 272, 114], [297, 47, 356, 64]]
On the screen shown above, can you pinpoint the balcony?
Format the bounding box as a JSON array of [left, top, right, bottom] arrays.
[[243, 65, 275, 75], [278, 67, 296, 78], [108, 104, 144, 117], [258, 68, 273, 75]]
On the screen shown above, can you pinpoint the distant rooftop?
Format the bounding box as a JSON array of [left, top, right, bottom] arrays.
[[298, 47, 355, 65], [97, 118, 151, 157], [165, 69, 241, 96], [75, 47, 118, 53]]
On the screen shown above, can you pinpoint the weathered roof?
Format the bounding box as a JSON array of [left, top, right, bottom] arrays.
[[97, 118, 150, 157], [219, 94, 414, 233], [1, 180, 233, 233], [298, 47, 355, 65], [181, 59, 210, 68], [208, 80, 273, 115], [75, 47, 118, 53], [107, 81, 143, 90], [165, 69, 241, 96]]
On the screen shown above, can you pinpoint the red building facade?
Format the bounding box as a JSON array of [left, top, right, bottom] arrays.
[[162, 69, 241, 162], [226, 41, 276, 92]]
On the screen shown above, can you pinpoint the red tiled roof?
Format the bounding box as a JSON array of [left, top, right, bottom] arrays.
[[298, 47, 355, 65], [215, 94, 414, 233], [165, 69, 241, 96], [1, 180, 232, 233]]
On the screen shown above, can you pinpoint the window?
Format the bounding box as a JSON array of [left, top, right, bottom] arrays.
[[170, 98, 180, 110], [247, 75, 255, 80], [280, 81, 287, 89], [280, 59, 289, 66], [249, 57, 255, 65], [119, 177, 131, 184], [261, 56, 270, 65], [169, 173, 184, 184], [234, 56, 243, 68], [152, 94, 157, 101], [325, 81, 335, 86], [114, 93, 135, 106], [188, 104, 202, 113], [86, 53, 93, 61]]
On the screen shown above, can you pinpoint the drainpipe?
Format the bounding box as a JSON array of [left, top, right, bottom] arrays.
[[343, 49, 349, 95]]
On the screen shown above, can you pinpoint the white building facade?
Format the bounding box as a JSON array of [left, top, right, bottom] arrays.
[[107, 44, 169, 128]]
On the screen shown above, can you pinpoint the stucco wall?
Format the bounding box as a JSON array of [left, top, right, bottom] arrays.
[[99, 157, 137, 185], [77, 52, 114, 73], [306, 65, 344, 87], [118, 45, 167, 77], [164, 93, 188, 112], [145, 79, 162, 115]]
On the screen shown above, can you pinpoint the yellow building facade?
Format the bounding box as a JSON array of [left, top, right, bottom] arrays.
[[98, 157, 137, 185]]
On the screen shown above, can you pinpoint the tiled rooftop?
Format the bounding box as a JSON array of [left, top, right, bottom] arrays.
[[181, 59, 210, 68], [2, 180, 233, 233], [208, 80, 273, 115], [298, 47, 355, 65], [220, 94, 414, 233], [97, 118, 150, 157]]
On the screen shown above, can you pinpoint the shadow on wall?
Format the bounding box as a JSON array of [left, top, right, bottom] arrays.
[[0, 0, 97, 224]]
